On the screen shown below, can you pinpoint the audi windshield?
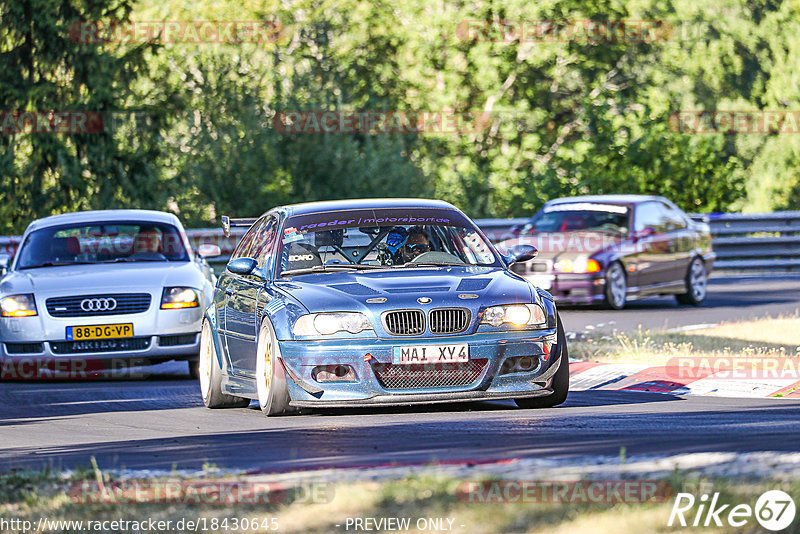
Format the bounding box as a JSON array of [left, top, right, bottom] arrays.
[[279, 207, 503, 276], [15, 221, 190, 270]]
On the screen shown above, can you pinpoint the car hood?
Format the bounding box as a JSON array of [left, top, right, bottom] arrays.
[[500, 231, 625, 261], [1, 262, 205, 297], [274, 266, 534, 314]]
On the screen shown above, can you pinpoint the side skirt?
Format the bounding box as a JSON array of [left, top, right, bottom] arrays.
[[222, 374, 258, 399]]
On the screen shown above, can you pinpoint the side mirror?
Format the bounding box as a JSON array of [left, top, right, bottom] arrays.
[[635, 227, 657, 240], [505, 244, 537, 266], [227, 257, 258, 276], [0, 254, 10, 277], [197, 243, 221, 258]]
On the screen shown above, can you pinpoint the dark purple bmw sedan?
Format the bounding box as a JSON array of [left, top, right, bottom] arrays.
[[497, 195, 715, 310]]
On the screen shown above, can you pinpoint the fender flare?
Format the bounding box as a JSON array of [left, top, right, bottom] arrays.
[[203, 305, 225, 369]]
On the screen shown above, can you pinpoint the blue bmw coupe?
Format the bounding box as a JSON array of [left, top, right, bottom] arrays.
[[199, 199, 568, 415]]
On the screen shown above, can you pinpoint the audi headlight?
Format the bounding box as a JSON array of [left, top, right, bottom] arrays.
[[161, 287, 199, 309], [1, 294, 38, 317], [481, 304, 546, 328], [293, 313, 373, 336]]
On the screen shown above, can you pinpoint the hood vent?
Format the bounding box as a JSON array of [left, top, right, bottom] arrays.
[[456, 278, 490, 291], [328, 283, 380, 296], [384, 286, 450, 294]]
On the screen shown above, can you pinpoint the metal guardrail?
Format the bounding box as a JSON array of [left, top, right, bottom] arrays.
[[692, 212, 800, 271], [3, 212, 800, 272]]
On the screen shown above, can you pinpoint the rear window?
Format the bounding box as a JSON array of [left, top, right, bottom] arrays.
[[16, 221, 189, 269]]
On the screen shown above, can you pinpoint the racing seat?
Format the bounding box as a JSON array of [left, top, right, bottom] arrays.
[[66, 236, 81, 255], [285, 242, 323, 271]]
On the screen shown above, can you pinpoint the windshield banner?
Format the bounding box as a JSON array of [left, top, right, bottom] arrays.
[[286, 208, 473, 234]]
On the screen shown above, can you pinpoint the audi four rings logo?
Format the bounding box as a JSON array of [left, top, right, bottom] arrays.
[[80, 298, 117, 312]]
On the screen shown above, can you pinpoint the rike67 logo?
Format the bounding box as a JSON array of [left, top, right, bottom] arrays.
[[669, 490, 796, 531]]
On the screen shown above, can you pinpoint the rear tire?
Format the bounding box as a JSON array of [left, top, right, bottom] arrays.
[[199, 320, 250, 408], [604, 261, 627, 310], [676, 257, 707, 306], [515, 314, 569, 409], [256, 319, 293, 416]]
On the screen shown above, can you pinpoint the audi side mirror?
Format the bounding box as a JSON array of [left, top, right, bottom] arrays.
[[227, 257, 258, 276], [0, 254, 9, 277]]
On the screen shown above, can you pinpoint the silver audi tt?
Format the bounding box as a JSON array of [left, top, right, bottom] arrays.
[[0, 210, 219, 379]]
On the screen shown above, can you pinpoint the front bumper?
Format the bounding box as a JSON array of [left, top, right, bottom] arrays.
[[522, 273, 605, 306], [0, 334, 200, 360], [0, 335, 201, 379], [278, 329, 560, 407]]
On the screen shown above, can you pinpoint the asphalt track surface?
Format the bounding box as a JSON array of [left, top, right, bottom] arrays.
[[0, 277, 799, 474], [1, 383, 799, 474]]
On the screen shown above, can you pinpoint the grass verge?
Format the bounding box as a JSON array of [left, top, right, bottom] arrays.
[[570, 313, 800, 365], [1, 468, 799, 533]]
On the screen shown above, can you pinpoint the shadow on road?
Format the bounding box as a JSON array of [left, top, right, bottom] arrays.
[[1, 395, 800, 474], [0, 377, 201, 425], [299, 390, 683, 417]]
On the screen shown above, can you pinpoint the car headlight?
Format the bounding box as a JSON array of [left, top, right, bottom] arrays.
[[481, 304, 546, 328], [293, 313, 373, 336], [161, 287, 200, 309], [0, 294, 38, 317], [555, 258, 601, 273]]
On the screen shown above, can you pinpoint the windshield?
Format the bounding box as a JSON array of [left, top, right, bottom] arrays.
[[16, 221, 189, 269], [277, 207, 501, 276], [522, 203, 631, 235]]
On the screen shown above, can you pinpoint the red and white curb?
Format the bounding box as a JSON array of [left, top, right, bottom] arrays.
[[569, 360, 800, 398]]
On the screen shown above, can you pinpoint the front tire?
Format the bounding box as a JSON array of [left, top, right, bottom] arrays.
[[199, 320, 250, 408], [604, 261, 627, 310], [515, 314, 569, 409], [256, 319, 293, 416], [676, 257, 707, 306]]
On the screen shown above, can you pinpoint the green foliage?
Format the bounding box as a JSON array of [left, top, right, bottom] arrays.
[[2, 0, 798, 232], [161, 1, 431, 226], [0, 0, 176, 234]]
